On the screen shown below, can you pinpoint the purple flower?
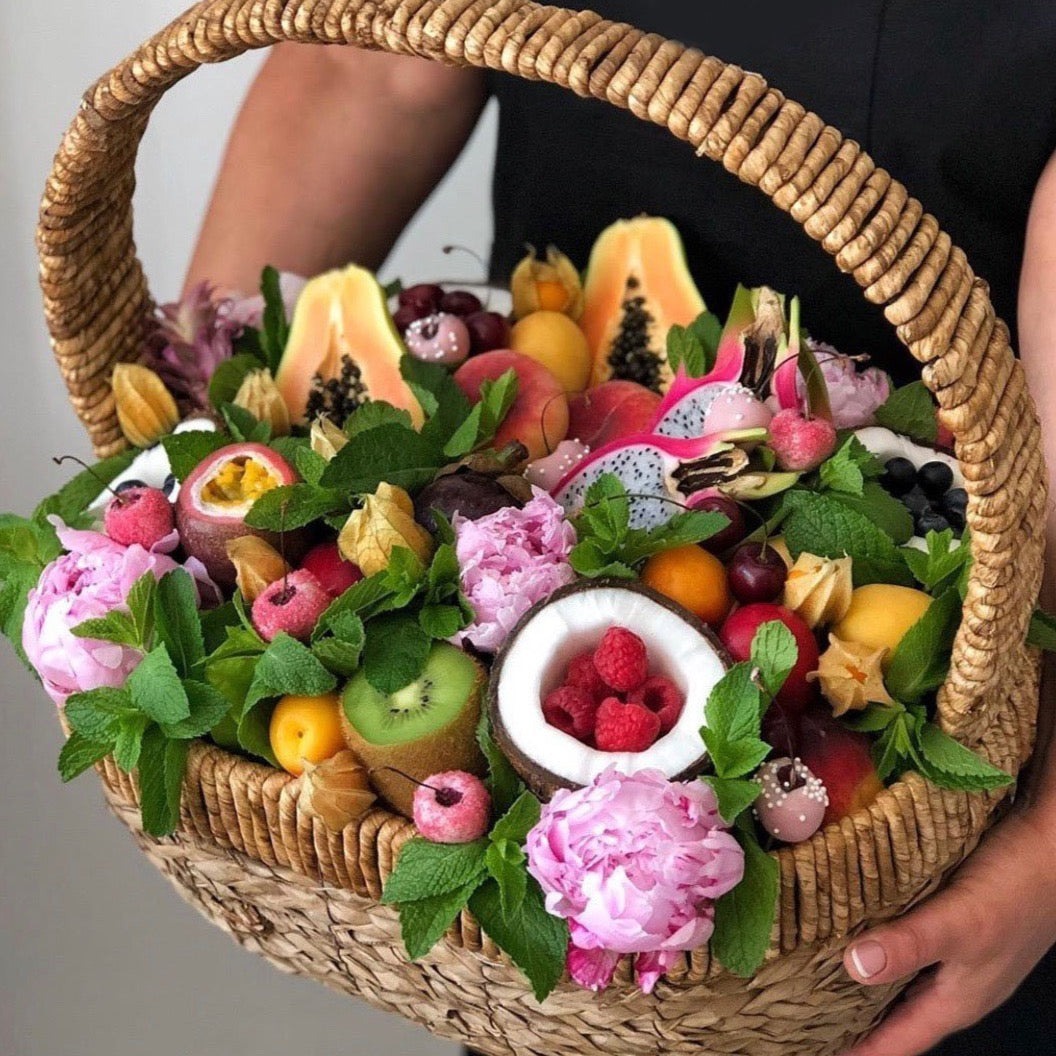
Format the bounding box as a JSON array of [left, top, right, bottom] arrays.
[[22, 520, 217, 707], [798, 343, 891, 430], [525, 768, 745, 994], [451, 488, 576, 654]]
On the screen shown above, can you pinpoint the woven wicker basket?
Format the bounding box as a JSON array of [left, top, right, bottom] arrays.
[[36, 2, 1047, 1054]]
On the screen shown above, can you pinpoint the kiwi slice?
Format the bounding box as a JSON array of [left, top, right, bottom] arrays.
[[340, 642, 486, 818]]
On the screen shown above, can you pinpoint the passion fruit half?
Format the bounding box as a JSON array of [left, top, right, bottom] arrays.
[[488, 579, 730, 798], [175, 442, 307, 589]]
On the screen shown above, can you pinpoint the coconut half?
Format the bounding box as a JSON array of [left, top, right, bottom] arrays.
[[489, 579, 729, 797]]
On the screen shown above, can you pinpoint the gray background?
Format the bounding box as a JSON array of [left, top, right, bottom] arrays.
[[0, 3, 497, 1053]]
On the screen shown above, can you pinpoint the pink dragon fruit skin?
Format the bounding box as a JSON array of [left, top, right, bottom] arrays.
[[553, 428, 771, 531]]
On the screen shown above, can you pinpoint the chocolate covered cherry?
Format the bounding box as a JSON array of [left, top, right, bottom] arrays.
[[754, 757, 828, 843], [405, 313, 472, 366]]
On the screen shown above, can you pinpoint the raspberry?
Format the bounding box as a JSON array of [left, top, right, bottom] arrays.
[[592, 626, 648, 692], [565, 652, 608, 700], [542, 685, 598, 742], [595, 697, 661, 752], [628, 675, 684, 735]]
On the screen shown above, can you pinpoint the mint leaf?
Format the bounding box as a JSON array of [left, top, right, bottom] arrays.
[[418, 604, 465, 640], [478, 712, 524, 816], [245, 483, 348, 531], [137, 726, 189, 837], [705, 663, 763, 749], [712, 829, 778, 977], [161, 680, 232, 739], [829, 482, 914, 545], [382, 837, 489, 904], [486, 840, 529, 919], [885, 589, 961, 703], [113, 713, 150, 772], [154, 570, 204, 677], [221, 402, 271, 444], [784, 493, 913, 586], [343, 400, 414, 439], [844, 702, 904, 733], [490, 790, 541, 845], [469, 878, 569, 1002], [903, 531, 972, 596], [702, 775, 761, 824], [65, 687, 136, 742], [126, 571, 158, 648], [1027, 609, 1056, 652], [209, 353, 264, 409], [245, 633, 337, 712], [818, 436, 881, 496], [398, 881, 479, 961], [320, 423, 443, 494], [161, 431, 228, 483], [444, 369, 519, 457], [312, 611, 365, 676], [702, 734, 771, 779], [750, 619, 798, 698], [875, 381, 938, 444], [291, 445, 329, 487], [667, 311, 721, 377], [0, 559, 43, 670], [362, 613, 431, 695], [400, 357, 473, 451], [128, 646, 190, 724], [71, 610, 140, 647], [914, 723, 1012, 792], [259, 265, 291, 375], [57, 730, 112, 781], [0, 513, 59, 564]]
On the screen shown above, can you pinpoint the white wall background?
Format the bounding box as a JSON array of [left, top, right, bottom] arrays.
[[0, 4, 496, 1054]]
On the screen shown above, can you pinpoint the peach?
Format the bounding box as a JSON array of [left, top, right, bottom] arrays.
[[269, 693, 346, 776], [798, 708, 884, 824], [454, 350, 569, 461], [567, 381, 661, 449]]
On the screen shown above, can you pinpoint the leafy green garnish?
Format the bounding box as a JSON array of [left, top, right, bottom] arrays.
[[902, 530, 972, 597], [259, 265, 291, 375], [161, 431, 229, 483], [874, 381, 939, 444], [884, 588, 961, 704], [245, 484, 349, 531], [208, 353, 265, 409], [666, 310, 722, 378], [444, 369, 519, 457]]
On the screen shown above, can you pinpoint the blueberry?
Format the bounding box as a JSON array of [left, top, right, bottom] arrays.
[[916, 509, 950, 536], [114, 479, 147, 493], [917, 461, 954, 499], [943, 488, 967, 531], [881, 457, 917, 496], [162, 474, 177, 496], [902, 486, 930, 518]]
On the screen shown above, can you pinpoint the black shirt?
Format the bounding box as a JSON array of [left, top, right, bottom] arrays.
[[488, 1, 1056, 383]]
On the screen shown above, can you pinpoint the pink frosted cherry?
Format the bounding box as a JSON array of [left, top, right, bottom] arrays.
[[754, 757, 829, 843], [104, 486, 175, 550], [301, 539, 362, 598], [768, 409, 837, 472], [701, 385, 774, 435], [413, 770, 491, 844], [405, 312, 472, 366], [524, 439, 591, 491], [252, 569, 331, 642]]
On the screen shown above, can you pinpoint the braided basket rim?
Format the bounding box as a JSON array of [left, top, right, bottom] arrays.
[[35, 0, 1046, 1025]]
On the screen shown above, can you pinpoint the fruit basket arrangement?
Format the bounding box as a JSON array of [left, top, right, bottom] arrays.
[[13, 3, 1052, 1055]]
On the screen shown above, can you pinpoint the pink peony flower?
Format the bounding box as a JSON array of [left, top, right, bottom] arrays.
[[22, 519, 217, 707], [798, 343, 891, 430], [451, 488, 576, 654], [225, 272, 306, 330], [525, 768, 745, 994]]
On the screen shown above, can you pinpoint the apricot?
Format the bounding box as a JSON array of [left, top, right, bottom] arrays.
[[641, 545, 731, 628], [567, 380, 661, 448], [509, 311, 592, 393], [269, 693, 346, 776], [832, 584, 932, 670], [454, 350, 569, 461]]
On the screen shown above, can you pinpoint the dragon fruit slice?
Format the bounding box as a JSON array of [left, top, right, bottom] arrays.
[[552, 428, 797, 531], [652, 287, 797, 438]]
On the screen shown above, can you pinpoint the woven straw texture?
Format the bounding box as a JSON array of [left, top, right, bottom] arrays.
[[36, 2, 1046, 1054]]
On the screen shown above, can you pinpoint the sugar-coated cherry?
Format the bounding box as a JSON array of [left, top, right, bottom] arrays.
[[439, 289, 483, 316], [693, 494, 747, 554], [727, 542, 788, 604], [398, 283, 444, 315], [465, 310, 511, 354]]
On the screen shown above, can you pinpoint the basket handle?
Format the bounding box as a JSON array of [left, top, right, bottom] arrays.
[[37, 0, 1045, 735]]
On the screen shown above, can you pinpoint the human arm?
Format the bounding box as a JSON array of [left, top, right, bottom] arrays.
[[840, 149, 1056, 1055], [185, 44, 488, 294]]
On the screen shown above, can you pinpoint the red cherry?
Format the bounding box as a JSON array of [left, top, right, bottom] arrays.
[[301, 540, 363, 598], [464, 311, 512, 355], [398, 283, 444, 315], [393, 304, 427, 333], [719, 603, 819, 712], [727, 542, 788, 604], [439, 290, 483, 316], [693, 494, 747, 554]]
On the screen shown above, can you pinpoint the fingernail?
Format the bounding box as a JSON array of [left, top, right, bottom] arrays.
[[849, 940, 887, 980]]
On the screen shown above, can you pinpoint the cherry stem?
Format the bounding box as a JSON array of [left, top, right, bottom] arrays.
[[372, 766, 444, 796], [53, 455, 123, 504]]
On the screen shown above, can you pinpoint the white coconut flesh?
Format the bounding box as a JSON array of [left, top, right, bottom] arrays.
[[88, 417, 218, 516], [855, 426, 965, 552], [495, 586, 725, 787]]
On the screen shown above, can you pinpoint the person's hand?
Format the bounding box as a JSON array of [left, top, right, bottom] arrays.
[[841, 807, 1056, 1056]]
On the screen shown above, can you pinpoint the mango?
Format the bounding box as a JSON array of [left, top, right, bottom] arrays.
[[832, 584, 933, 669]]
